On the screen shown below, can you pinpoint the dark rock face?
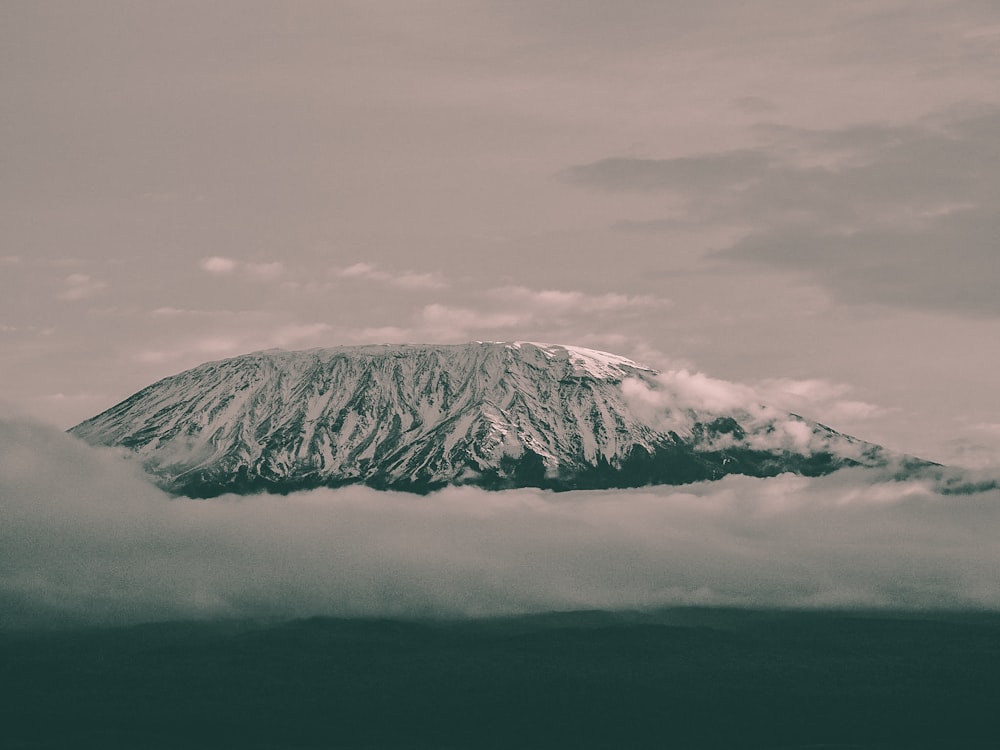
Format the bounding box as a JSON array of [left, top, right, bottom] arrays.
[[70, 342, 893, 497]]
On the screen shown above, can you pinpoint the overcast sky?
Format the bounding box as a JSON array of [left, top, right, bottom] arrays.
[[3, 1, 1000, 467]]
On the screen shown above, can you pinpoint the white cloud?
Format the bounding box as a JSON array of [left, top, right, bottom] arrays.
[[269, 323, 331, 348], [135, 318, 332, 366], [58, 273, 108, 301], [493, 285, 668, 313], [753, 377, 891, 424], [245, 261, 285, 280], [339, 262, 376, 278], [410, 285, 670, 342], [150, 307, 258, 318], [621, 367, 889, 455], [941, 423, 1000, 469], [337, 262, 448, 290], [420, 303, 530, 340], [393, 271, 447, 290], [4, 417, 1000, 628], [941, 436, 1000, 470], [343, 326, 415, 344], [199, 256, 238, 274], [197, 258, 286, 281], [136, 337, 242, 364], [151, 306, 187, 316]]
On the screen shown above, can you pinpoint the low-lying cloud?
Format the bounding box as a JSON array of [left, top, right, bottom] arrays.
[[3, 416, 1000, 629]]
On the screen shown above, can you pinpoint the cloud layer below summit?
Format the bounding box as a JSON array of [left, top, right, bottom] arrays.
[[4, 416, 1000, 629]]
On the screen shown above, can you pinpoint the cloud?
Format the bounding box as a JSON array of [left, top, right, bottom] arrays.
[[720, 209, 1000, 316], [136, 313, 332, 366], [624, 369, 759, 417], [621, 372, 814, 453], [752, 377, 890, 425], [624, 368, 885, 428], [343, 326, 416, 344], [199, 256, 238, 274], [621, 368, 889, 454], [415, 285, 669, 341], [337, 262, 448, 290], [734, 96, 779, 114], [493, 286, 668, 314], [136, 337, 242, 364], [338, 262, 376, 278], [421, 303, 528, 335], [245, 261, 285, 280], [562, 105, 1000, 316], [941, 436, 1000, 471], [942, 423, 1000, 470], [610, 218, 684, 234], [269, 322, 332, 347], [4, 417, 1000, 629], [59, 273, 107, 301], [199, 258, 287, 281], [560, 150, 771, 193]]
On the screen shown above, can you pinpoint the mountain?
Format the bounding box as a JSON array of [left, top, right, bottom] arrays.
[[70, 342, 894, 497]]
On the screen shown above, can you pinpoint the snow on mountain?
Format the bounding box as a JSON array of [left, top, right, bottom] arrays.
[[69, 342, 894, 496]]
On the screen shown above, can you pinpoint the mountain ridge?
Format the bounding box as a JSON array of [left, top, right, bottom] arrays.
[[70, 341, 895, 496]]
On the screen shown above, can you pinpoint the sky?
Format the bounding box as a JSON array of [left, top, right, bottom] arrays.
[[3, 0, 1000, 468]]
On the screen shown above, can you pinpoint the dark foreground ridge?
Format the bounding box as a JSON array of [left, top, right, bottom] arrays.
[[3, 607, 998, 749], [70, 342, 916, 496]]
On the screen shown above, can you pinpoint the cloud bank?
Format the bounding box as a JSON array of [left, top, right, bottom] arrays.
[[562, 105, 1000, 317], [621, 368, 888, 456], [3, 417, 1000, 629]]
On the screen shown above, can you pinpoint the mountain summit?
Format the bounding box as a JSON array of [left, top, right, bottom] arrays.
[[70, 342, 892, 496]]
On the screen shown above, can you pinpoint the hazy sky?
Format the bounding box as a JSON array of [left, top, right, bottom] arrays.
[[3, 1, 1000, 467]]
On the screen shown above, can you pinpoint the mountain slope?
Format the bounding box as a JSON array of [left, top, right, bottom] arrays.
[[70, 342, 892, 496]]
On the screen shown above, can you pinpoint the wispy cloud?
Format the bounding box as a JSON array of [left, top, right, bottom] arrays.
[[420, 303, 530, 337], [59, 273, 107, 301], [245, 261, 285, 280], [199, 256, 238, 274], [560, 150, 771, 193], [752, 377, 890, 425], [342, 326, 416, 344], [337, 262, 448, 290], [621, 367, 889, 453], [562, 105, 1000, 317], [198, 257, 285, 281], [135, 314, 332, 366], [734, 96, 779, 115], [491, 286, 668, 314], [413, 285, 667, 342]]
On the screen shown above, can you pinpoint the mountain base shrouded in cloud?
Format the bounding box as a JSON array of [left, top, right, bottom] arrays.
[[6, 410, 1000, 749], [68, 342, 913, 497], [4, 414, 1000, 630]]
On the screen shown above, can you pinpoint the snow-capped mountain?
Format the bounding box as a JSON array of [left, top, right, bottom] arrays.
[[70, 342, 894, 496]]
